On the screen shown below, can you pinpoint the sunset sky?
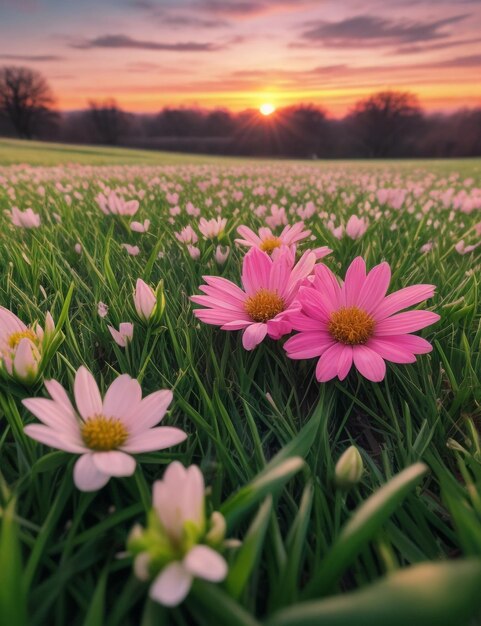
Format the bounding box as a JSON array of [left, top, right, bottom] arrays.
[[1, 0, 480, 116]]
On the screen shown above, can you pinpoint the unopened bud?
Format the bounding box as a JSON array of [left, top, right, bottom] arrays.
[[335, 445, 363, 489]]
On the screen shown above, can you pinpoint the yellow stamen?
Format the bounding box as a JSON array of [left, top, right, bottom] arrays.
[[328, 307, 375, 345], [8, 329, 38, 349], [81, 415, 128, 451], [245, 289, 285, 323], [260, 237, 282, 253]]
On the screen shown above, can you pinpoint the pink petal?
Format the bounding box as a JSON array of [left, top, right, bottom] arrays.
[[183, 545, 227, 582], [298, 286, 333, 322], [242, 322, 268, 350], [241, 248, 272, 294], [221, 319, 252, 330], [284, 331, 334, 359], [387, 334, 433, 354], [22, 398, 81, 437], [288, 310, 325, 332], [315, 343, 347, 382], [352, 345, 387, 382], [374, 285, 436, 320], [92, 450, 136, 476], [337, 345, 353, 380], [236, 225, 261, 246], [122, 427, 187, 453], [342, 257, 366, 307], [150, 562, 192, 607], [193, 308, 246, 326], [24, 424, 86, 453], [202, 276, 247, 304], [44, 379, 76, 414], [311, 264, 342, 311], [129, 389, 173, 433], [357, 262, 391, 314], [74, 367, 102, 420], [367, 338, 417, 364], [375, 311, 440, 336], [102, 375, 142, 420], [73, 454, 110, 491], [191, 294, 245, 313]]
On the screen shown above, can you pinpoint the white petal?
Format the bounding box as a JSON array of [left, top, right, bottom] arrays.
[[102, 375, 142, 420], [92, 450, 136, 476], [121, 427, 186, 453], [149, 562, 192, 607], [22, 398, 80, 436], [74, 367, 102, 420], [73, 454, 110, 491], [183, 545, 227, 582]]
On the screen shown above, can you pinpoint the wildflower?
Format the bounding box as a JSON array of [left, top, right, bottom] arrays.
[[175, 225, 198, 245], [214, 245, 230, 264], [134, 279, 164, 322], [98, 302, 109, 318], [96, 191, 139, 216], [345, 215, 369, 240], [0, 307, 55, 384], [192, 246, 318, 350], [8, 206, 41, 228], [235, 222, 311, 255], [121, 244, 140, 256], [108, 322, 134, 347], [131, 219, 150, 233], [74, 243, 82, 254], [455, 240, 480, 255], [128, 462, 229, 606], [198, 217, 226, 239], [187, 245, 201, 260], [284, 257, 440, 382], [23, 367, 186, 491]]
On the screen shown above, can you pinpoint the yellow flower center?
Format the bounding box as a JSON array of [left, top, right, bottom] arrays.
[[328, 306, 375, 345], [245, 289, 285, 323], [81, 415, 128, 451], [8, 329, 38, 349], [260, 237, 282, 253]]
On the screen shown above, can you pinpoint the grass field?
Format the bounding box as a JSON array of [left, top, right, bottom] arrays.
[[1, 140, 481, 626]]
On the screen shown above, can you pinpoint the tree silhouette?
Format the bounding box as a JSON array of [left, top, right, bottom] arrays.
[[0, 66, 55, 139], [348, 91, 422, 158], [87, 99, 131, 145]]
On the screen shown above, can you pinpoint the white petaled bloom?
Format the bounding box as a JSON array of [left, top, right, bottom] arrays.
[[23, 367, 187, 492], [96, 191, 139, 216], [9, 206, 41, 228], [108, 322, 134, 347], [128, 462, 230, 607], [134, 279, 161, 322], [0, 307, 55, 384], [198, 217, 227, 239]]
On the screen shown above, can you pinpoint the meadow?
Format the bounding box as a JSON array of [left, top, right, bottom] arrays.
[[1, 140, 481, 626]]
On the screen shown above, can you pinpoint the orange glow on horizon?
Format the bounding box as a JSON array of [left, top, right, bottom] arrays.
[[259, 103, 276, 116]]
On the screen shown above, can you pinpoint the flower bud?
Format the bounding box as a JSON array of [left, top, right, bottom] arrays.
[[134, 279, 157, 321], [13, 338, 40, 384], [335, 445, 363, 489], [205, 511, 226, 546]]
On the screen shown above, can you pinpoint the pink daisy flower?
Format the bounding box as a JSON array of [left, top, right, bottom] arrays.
[[284, 257, 440, 382], [23, 367, 187, 491], [235, 222, 312, 255], [191, 246, 320, 350]]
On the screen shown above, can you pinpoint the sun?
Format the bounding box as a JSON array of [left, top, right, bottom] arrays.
[[259, 103, 276, 116]]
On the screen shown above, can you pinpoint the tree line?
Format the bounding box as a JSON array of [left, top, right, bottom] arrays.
[[1, 65, 480, 159]]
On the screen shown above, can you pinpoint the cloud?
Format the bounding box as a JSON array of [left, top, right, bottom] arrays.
[[127, 1, 229, 28], [298, 14, 469, 48], [393, 36, 481, 55], [0, 54, 64, 61], [69, 34, 222, 52]]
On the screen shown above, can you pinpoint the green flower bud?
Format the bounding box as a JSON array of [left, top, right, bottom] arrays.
[[335, 445, 364, 490]]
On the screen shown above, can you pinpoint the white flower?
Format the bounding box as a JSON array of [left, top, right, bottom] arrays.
[[23, 367, 186, 492]]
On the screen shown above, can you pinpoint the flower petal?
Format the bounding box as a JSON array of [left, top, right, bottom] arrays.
[[129, 389, 173, 433], [73, 454, 110, 491], [74, 367, 102, 420], [122, 427, 187, 453], [352, 345, 387, 382], [375, 311, 440, 336], [184, 545, 228, 582], [92, 450, 136, 476], [284, 331, 334, 359], [242, 323, 268, 350], [24, 424, 86, 453], [102, 374, 142, 421], [149, 562, 192, 607]]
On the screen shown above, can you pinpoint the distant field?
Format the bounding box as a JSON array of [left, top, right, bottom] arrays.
[[1, 138, 481, 174]]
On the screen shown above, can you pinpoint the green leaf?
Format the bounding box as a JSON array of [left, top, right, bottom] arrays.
[[226, 496, 273, 599], [82, 566, 108, 626], [220, 457, 305, 528], [304, 462, 429, 597], [0, 500, 28, 626], [189, 580, 261, 626], [266, 559, 481, 626]]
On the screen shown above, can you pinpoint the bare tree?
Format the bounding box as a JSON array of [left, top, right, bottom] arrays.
[[87, 99, 130, 145], [0, 66, 55, 139], [348, 91, 423, 158]]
